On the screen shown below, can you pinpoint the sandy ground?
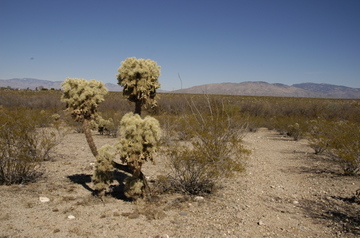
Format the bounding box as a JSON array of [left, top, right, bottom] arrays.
[[1, 128, 359, 238]]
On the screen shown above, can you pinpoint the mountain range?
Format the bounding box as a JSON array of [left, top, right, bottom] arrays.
[[0, 78, 122, 92], [1, 78, 360, 99], [172, 81, 360, 98]]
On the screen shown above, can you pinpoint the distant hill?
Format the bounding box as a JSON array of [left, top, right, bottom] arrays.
[[0, 78, 123, 91], [0, 78, 63, 90], [292, 83, 360, 99], [172, 81, 360, 99], [1, 78, 359, 98]]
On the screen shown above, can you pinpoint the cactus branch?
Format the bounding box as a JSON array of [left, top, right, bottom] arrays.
[[83, 118, 98, 157]]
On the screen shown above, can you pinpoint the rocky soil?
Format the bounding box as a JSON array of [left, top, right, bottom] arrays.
[[0, 128, 359, 237]]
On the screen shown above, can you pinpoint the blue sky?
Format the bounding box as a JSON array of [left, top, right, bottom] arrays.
[[1, 0, 359, 90]]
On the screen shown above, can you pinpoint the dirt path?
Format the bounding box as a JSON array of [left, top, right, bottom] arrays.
[[0, 128, 359, 237]]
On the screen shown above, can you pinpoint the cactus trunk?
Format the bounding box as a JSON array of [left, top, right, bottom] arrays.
[[112, 160, 150, 197], [83, 118, 98, 157], [134, 100, 142, 115]]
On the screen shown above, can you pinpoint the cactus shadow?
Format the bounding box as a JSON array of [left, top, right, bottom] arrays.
[[67, 173, 95, 194], [108, 170, 132, 201], [67, 172, 132, 201]]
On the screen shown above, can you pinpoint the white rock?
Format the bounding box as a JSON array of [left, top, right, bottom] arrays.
[[257, 220, 265, 226], [194, 196, 204, 202], [155, 234, 169, 238], [67, 215, 75, 220], [39, 197, 50, 203]]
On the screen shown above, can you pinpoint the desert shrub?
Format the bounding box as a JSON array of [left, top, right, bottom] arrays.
[[0, 109, 40, 184], [308, 118, 360, 175], [0, 90, 63, 112], [36, 126, 66, 161], [272, 116, 307, 140], [156, 94, 192, 115], [307, 119, 332, 154], [287, 123, 303, 141], [100, 92, 132, 112], [163, 147, 217, 194], [160, 97, 249, 195], [328, 120, 360, 175], [156, 114, 181, 145], [0, 108, 64, 184]]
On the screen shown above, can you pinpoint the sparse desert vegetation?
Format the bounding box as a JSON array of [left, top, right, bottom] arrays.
[[0, 80, 359, 237]]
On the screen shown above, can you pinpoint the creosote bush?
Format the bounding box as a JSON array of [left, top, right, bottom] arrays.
[[159, 97, 249, 195], [308, 118, 360, 175], [307, 119, 332, 154], [0, 108, 64, 185], [328, 120, 360, 175]]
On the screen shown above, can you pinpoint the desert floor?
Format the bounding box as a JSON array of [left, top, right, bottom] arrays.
[[1, 128, 359, 238]]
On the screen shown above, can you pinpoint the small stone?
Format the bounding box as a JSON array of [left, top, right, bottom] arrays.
[[39, 197, 50, 203], [292, 201, 299, 204], [122, 212, 140, 219], [257, 220, 264, 226], [194, 196, 204, 202], [154, 234, 169, 238], [113, 211, 121, 217], [67, 215, 75, 220]]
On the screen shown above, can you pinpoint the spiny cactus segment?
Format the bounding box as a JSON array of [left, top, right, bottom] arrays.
[[117, 57, 161, 115]]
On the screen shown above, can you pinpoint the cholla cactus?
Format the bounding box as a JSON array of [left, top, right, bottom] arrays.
[[89, 115, 114, 135], [61, 78, 107, 122], [61, 78, 108, 158], [117, 57, 161, 115], [116, 112, 161, 197], [92, 145, 114, 191]]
